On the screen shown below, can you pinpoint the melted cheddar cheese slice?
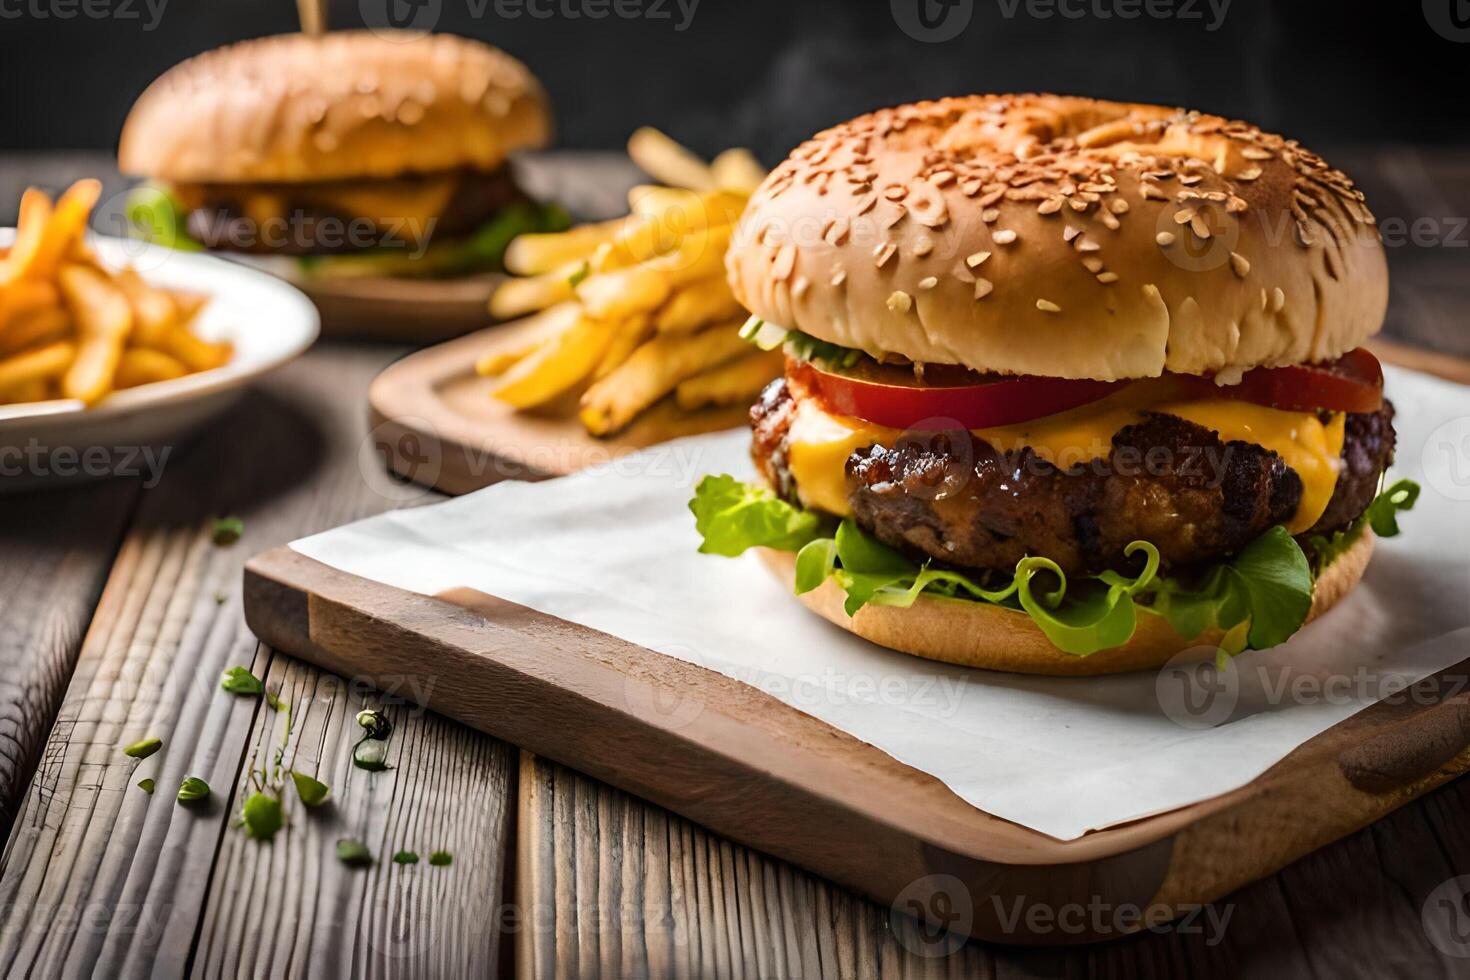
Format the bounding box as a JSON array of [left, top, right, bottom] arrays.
[[784, 389, 1345, 535]]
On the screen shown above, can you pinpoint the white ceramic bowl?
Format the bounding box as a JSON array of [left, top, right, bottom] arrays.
[[0, 232, 319, 491]]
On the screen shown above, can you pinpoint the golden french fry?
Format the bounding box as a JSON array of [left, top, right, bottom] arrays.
[[490, 313, 619, 409], [156, 323, 232, 373], [63, 335, 124, 404], [0, 340, 74, 393], [627, 127, 716, 191], [169, 290, 210, 328], [29, 179, 102, 282], [0, 279, 59, 332], [576, 265, 672, 321], [488, 261, 581, 320], [114, 348, 189, 389], [592, 314, 652, 381], [675, 349, 782, 410], [653, 276, 742, 334], [0, 378, 51, 405], [0, 305, 70, 357], [503, 218, 622, 276], [58, 263, 132, 401], [579, 320, 749, 436], [711, 148, 767, 195], [475, 302, 581, 376], [627, 186, 746, 227], [114, 268, 179, 347], [0, 188, 53, 286]]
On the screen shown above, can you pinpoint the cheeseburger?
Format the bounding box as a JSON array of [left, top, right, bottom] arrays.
[[692, 95, 1418, 675], [117, 31, 565, 280]]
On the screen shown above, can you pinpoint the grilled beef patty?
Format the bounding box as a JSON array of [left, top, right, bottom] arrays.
[[750, 376, 1396, 577]]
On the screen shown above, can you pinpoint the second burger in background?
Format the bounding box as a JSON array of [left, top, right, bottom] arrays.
[[118, 31, 566, 286]]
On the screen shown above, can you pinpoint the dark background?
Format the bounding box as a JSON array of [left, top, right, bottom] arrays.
[[1, 0, 1467, 162]]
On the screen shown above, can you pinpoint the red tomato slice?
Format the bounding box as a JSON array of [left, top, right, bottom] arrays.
[[1179, 348, 1384, 414], [801, 362, 1123, 429], [797, 347, 1384, 431]]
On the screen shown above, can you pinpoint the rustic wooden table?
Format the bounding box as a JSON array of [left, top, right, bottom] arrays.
[[1, 150, 1467, 978]]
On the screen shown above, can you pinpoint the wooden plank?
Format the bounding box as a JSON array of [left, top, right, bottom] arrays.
[[515, 753, 996, 979], [0, 346, 518, 977], [0, 482, 138, 836], [190, 652, 515, 978]]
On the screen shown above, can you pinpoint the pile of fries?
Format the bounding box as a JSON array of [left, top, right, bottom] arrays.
[[0, 180, 231, 407], [481, 129, 779, 437]]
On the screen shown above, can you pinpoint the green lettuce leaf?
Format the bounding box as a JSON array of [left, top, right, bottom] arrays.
[[688, 474, 825, 556], [690, 476, 1418, 659]]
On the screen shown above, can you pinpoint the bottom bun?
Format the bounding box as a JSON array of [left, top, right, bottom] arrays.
[[758, 531, 1374, 676]]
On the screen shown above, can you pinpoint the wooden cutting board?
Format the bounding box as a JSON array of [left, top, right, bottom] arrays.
[[367, 313, 751, 495], [246, 337, 1470, 943], [244, 547, 1470, 945]]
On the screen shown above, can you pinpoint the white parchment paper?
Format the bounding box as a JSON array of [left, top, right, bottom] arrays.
[[293, 365, 1470, 840]]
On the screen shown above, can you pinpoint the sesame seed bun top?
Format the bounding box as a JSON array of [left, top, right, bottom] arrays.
[[726, 95, 1388, 381], [119, 32, 551, 184]]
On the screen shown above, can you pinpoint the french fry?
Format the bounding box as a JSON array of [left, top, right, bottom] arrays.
[[489, 261, 581, 320], [490, 313, 619, 409], [0, 305, 70, 357], [626, 186, 746, 228], [0, 341, 76, 393], [0, 378, 51, 405], [475, 302, 581, 377], [627, 127, 716, 191], [115, 348, 189, 389], [0, 280, 58, 332], [0, 189, 52, 286], [576, 265, 672, 321], [653, 276, 742, 334], [114, 268, 179, 347], [58, 263, 131, 403], [579, 321, 749, 436], [504, 218, 622, 276], [711, 148, 767, 195], [28, 179, 102, 282], [675, 349, 783, 410], [155, 323, 233, 373], [593, 314, 653, 381]]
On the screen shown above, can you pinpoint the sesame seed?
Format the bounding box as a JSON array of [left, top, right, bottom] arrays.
[[887, 290, 913, 313], [966, 251, 992, 268], [913, 236, 934, 257], [1270, 286, 1286, 312], [1190, 215, 1211, 239], [1237, 167, 1263, 181], [918, 276, 938, 290], [1082, 256, 1104, 273], [1075, 237, 1101, 253], [974, 278, 994, 300], [1156, 231, 1176, 246], [792, 276, 810, 299], [1063, 226, 1081, 242], [982, 208, 1000, 223], [1097, 272, 1119, 284], [1038, 198, 1063, 215], [1036, 299, 1061, 313], [993, 229, 1018, 245], [874, 242, 897, 267], [831, 268, 847, 287], [1174, 208, 1196, 225], [1110, 198, 1130, 214], [1229, 252, 1250, 277]]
